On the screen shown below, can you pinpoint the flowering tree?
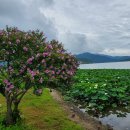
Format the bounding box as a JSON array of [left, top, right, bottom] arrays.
[[0, 27, 79, 125]]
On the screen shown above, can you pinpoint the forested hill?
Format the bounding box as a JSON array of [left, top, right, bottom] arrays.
[[76, 52, 130, 63]]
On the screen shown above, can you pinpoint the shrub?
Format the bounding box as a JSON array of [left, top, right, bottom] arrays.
[[0, 26, 79, 125]]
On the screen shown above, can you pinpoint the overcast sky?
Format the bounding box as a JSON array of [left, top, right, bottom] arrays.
[[1, 0, 130, 55]]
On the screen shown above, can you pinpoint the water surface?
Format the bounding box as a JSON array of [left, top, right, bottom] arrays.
[[99, 113, 130, 130], [80, 107, 130, 130], [79, 61, 130, 69], [78, 63, 130, 129]]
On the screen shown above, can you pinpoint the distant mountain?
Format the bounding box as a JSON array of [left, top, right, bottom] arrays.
[[76, 52, 130, 63]]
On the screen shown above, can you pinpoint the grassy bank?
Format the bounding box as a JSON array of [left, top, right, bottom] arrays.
[[0, 89, 84, 130]]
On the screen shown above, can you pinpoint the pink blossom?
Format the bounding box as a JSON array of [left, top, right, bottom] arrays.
[[4, 79, 14, 91], [19, 69, 24, 74], [50, 66, 53, 69], [36, 53, 41, 58], [19, 65, 26, 74], [56, 72, 59, 75], [41, 59, 46, 63], [60, 75, 63, 79], [5, 88, 10, 91], [68, 59, 71, 62], [23, 65, 26, 68], [43, 52, 49, 57], [56, 70, 60, 75], [67, 71, 73, 76], [63, 63, 67, 66], [61, 56, 64, 60], [23, 46, 28, 51], [47, 44, 53, 49], [57, 50, 60, 53], [27, 68, 38, 77], [57, 49, 64, 54], [27, 56, 34, 64], [16, 39, 20, 44], [9, 66, 14, 73], [37, 89, 43, 94], [51, 71, 55, 75], [36, 70, 40, 74], [4, 79, 9, 84], [45, 70, 50, 74], [39, 77, 43, 83], [9, 84, 14, 89], [6, 85, 14, 91], [31, 77, 34, 81], [30, 71, 37, 77], [4, 79, 11, 86]]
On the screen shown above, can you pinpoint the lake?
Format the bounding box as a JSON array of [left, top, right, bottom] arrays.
[[80, 107, 130, 130], [79, 62, 130, 129], [79, 61, 130, 69], [99, 112, 130, 130]]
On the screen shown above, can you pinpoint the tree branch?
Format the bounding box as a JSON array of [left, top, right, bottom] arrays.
[[17, 90, 27, 103]]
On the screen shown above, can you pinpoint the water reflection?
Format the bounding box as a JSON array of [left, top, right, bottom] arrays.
[[99, 113, 130, 130], [78, 105, 130, 130], [99, 107, 129, 118]]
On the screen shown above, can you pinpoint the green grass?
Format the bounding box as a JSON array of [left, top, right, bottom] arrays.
[[0, 89, 84, 130]]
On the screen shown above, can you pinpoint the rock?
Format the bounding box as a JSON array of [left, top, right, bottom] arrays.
[[71, 114, 75, 118], [106, 124, 113, 130], [70, 107, 73, 110]]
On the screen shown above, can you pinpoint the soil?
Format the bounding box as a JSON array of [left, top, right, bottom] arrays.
[[50, 89, 113, 130]]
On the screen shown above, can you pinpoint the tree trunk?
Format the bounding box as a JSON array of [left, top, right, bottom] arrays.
[[6, 99, 14, 125], [6, 100, 20, 125], [5, 90, 28, 126], [13, 102, 20, 123]]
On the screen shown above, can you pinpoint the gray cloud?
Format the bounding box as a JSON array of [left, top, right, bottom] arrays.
[[1, 0, 130, 55], [0, 0, 25, 18], [0, 0, 57, 40], [58, 32, 88, 54]]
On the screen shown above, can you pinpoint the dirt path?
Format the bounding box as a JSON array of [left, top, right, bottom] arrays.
[[50, 89, 112, 130]]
